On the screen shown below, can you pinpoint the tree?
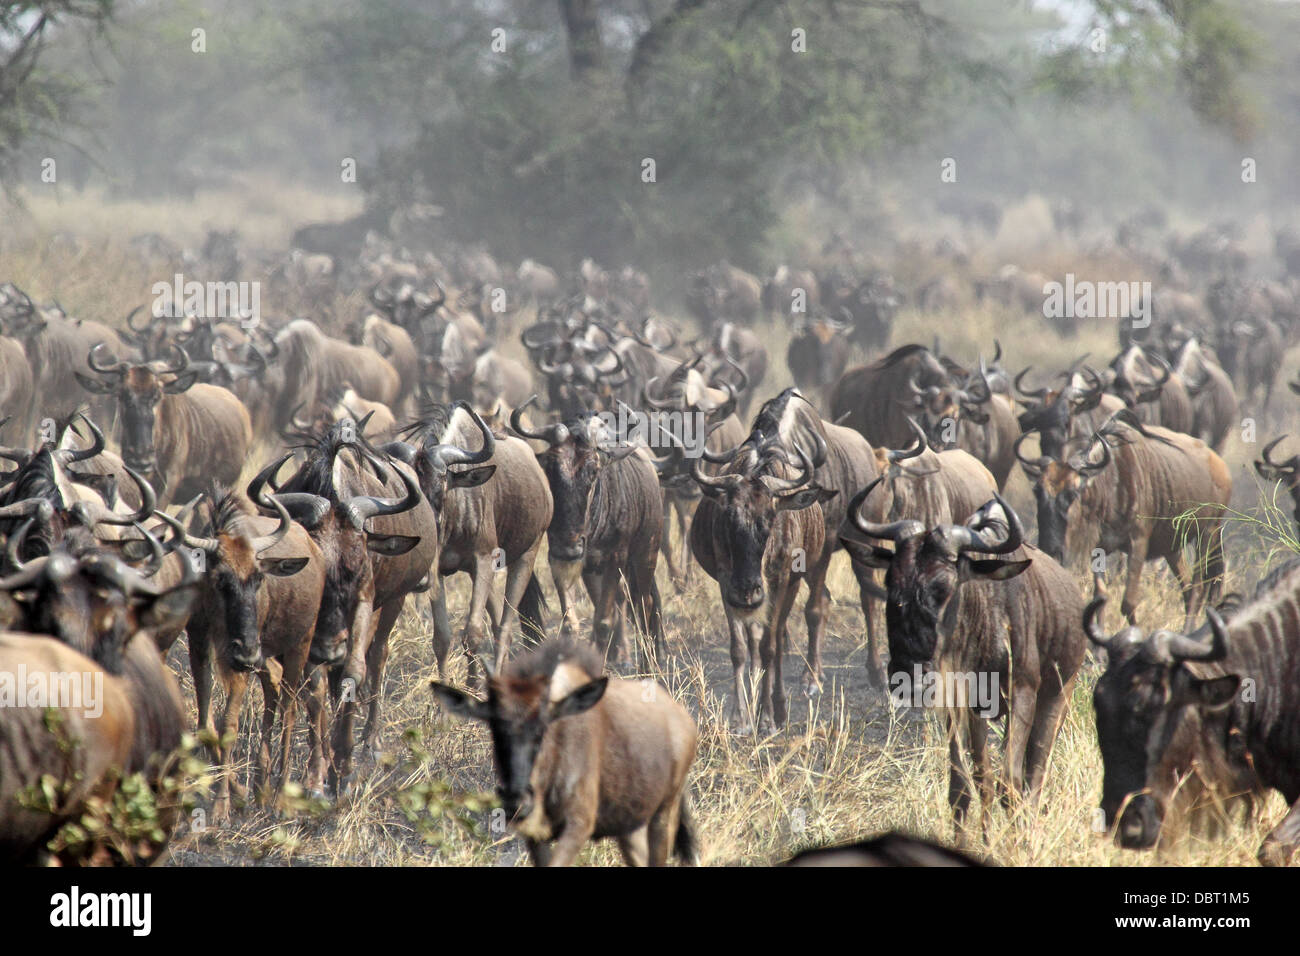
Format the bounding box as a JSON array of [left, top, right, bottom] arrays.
[[0, 1, 114, 186]]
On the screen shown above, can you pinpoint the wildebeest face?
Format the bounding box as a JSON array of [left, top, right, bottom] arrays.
[[1093, 645, 1239, 849], [1032, 463, 1085, 563], [703, 479, 831, 614], [431, 675, 608, 824], [1085, 599, 1240, 851], [540, 439, 601, 563]]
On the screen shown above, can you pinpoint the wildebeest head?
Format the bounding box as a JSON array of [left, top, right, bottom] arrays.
[[1108, 346, 1170, 412], [842, 481, 1029, 677], [903, 360, 992, 449], [1084, 596, 1239, 850], [389, 400, 496, 515], [431, 640, 608, 829], [76, 343, 198, 482], [248, 429, 422, 666], [0, 534, 198, 668], [1016, 429, 1113, 563], [1014, 364, 1105, 458], [1254, 436, 1300, 524], [0, 416, 156, 561], [177, 491, 307, 672], [693, 440, 834, 614]]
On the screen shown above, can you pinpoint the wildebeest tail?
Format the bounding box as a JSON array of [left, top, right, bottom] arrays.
[[519, 574, 548, 644], [675, 792, 700, 865]]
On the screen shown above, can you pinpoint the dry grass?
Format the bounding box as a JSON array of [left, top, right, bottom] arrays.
[[2, 185, 1295, 867]]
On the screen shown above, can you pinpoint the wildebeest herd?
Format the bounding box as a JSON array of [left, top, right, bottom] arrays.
[[2, 216, 1300, 867]]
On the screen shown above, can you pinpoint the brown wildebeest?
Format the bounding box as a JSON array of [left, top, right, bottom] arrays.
[[248, 426, 436, 795], [0, 546, 196, 864], [1017, 409, 1230, 630], [432, 640, 698, 866], [179, 491, 325, 818], [385, 402, 551, 680], [830, 344, 951, 450], [1085, 583, 1300, 866], [272, 319, 402, 433], [1255, 435, 1300, 533], [1172, 337, 1237, 453], [513, 401, 665, 664], [844, 488, 1086, 831], [76, 345, 252, 507]]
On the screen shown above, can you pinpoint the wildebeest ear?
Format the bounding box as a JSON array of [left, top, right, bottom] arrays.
[[75, 372, 116, 395], [259, 556, 310, 577], [775, 486, 836, 512], [137, 583, 199, 631], [551, 677, 608, 721], [1192, 674, 1239, 711], [118, 536, 154, 563], [365, 532, 420, 556], [838, 535, 893, 570], [164, 371, 200, 393], [961, 558, 1031, 582], [430, 682, 491, 722], [448, 464, 496, 489]]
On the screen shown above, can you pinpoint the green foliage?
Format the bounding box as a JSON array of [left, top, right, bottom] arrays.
[[395, 726, 493, 848]]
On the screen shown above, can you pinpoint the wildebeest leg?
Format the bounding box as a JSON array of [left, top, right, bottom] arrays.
[[1000, 681, 1040, 805], [526, 839, 552, 866], [618, 827, 650, 866], [213, 668, 250, 824], [852, 563, 888, 690], [801, 554, 832, 697], [659, 499, 684, 590], [1121, 536, 1149, 624], [360, 600, 404, 756], [677, 498, 695, 588], [628, 555, 666, 664], [301, 665, 328, 798], [254, 661, 282, 805], [586, 566, 622, 664], [968, 711, 992, 838], [462, 557, 495, 674], [494, 546, 542, 670], [1259, 795, 1300, 866], [1024, 677, 1073, 804], [189, 628, 216, 755], [725, 609, 753, 731], [646, 796, 681, 866], [429, 578, 454, 678], [759, 581, 800, 733], [544, 819, 595, 867], [946, 712, 974, 829], [332, 600, 375, 796], [1165, 549, 1199, 633]]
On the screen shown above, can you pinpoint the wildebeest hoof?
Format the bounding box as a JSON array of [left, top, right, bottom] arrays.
[[804, 678, 823, 698], [1258, 840, 1295, 867]]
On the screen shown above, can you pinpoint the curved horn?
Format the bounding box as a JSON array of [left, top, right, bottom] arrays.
[[690, 455, 742, 495], [947, 493, 1024, 555], [250, 494, 293, 556], [247, 454, 292, 510], [56, 414, 105, 464], [848, 476, 924, 541], [1013, 432, 1047, 480], [125, 304, 155, 333], [84, 466, 157, 527], [344, 460, 422, 527], [1167, 608, 1229, 663], [889, 418, 928, 463], [87, 342, 127, 376], [1082, 596, 1111, 650], [1014, 366, 1049, 401]]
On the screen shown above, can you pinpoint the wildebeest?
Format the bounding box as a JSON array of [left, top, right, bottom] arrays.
[[1085, 587, 1300, 866], [181, 491, 325, 818], [431, 639, 698, 866], [0, 547, 196, 864], [1108, 345, 1194, 435], [514, 402, 665, 664], [386, 402, 551, 679], [248, 426, 435, 794], [76, 345, 252, 507], [786, 314, 850, 395], [830, 345, 950, 450], [273, 319, 401, 433], [1171, 337, 1237, 453], [1254, 435, 1300, 532], [691, 421, 832, 730], [843, 490, 1086, 829], [1016, 410, 1230, 630]]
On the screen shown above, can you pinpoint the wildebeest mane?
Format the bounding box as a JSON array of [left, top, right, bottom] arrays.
[[503, 638, 604, 684]]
